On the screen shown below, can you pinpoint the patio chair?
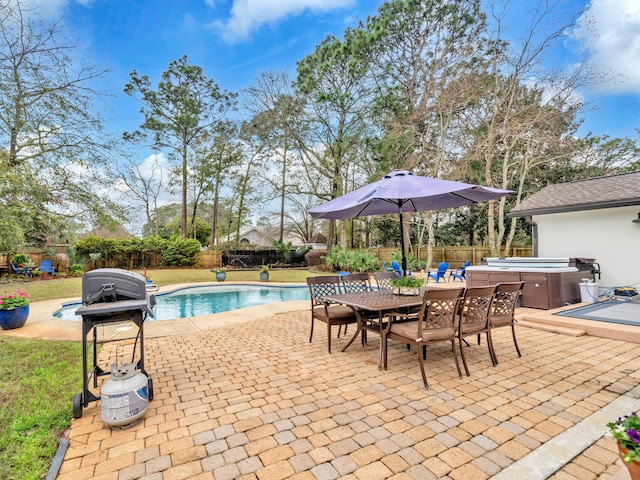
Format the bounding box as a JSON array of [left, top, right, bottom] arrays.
[[489, 282, 524, 363], [382, 287, 465, 388], [391, 261, 411, 276], [373, 271, 398, 291], [340, 272, 372, 293], [10, 261, 31, 277], [39, 259, 55, 276], [457, 285, 498, 376], [427, 261, 448, 283], [449, 261, 470, 282], [382, 262, 395, 272], [341, 273, 387, 345], [306, 276, 357, 353]]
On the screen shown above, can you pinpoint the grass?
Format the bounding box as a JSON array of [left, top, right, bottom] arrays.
[[1, 267, 323, 302], [0, 266, 323, 479], [0, 337, 83, 480]]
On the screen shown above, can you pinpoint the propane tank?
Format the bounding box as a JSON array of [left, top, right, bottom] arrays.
[[101, 362, 148, 428]]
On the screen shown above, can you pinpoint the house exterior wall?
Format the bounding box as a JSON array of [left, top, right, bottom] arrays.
[[534, 205, 640, 289]]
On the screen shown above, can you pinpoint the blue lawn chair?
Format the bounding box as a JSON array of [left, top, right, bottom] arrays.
[[427, 261, 448, 283], [39, 259, 55, 276], [10, 261, 31, 277], [382, 261, 394, 272], [449, 261, 470, 282], [390, 261, 411, 276]]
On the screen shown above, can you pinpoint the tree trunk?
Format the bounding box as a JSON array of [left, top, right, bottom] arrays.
[[181, 142, 188, 236]]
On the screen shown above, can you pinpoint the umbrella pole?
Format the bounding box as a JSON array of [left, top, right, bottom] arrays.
[[399, 212, 408, 276]]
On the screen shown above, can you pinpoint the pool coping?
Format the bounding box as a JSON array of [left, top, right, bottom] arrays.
[[1, 281, 310, 342]]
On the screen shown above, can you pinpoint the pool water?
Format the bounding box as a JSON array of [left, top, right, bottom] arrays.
[[54, 284, 310, 321]]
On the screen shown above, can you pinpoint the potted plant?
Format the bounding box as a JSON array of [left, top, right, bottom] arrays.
[[11, 253, 29, 267], [0, 289, 30, 329], [259, 265, 269, 282], [214, 267, 227, 281], [390, 276, 425, 296], [608, 411, 640, 479]]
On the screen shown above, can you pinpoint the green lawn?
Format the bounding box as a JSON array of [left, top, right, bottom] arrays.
[[2, 267, 323, 302], [0, 337, 83, 480], [0, 266, 322, 480]]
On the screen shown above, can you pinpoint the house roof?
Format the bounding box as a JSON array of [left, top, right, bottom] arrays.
[[238, 226, 301, 246], [509, 171, 640, 217], [308, 232, 327, 244]]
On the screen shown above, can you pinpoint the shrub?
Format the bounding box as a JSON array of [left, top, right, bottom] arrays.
[[162, 237, 201, 266], [325, 246, 379, 272], [11, 253, 29, 265], [70, 263, 85, 276], [325, 246, 350, 271]]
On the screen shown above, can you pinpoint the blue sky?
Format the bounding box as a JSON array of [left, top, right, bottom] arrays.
[[32, 0, 640, 145]]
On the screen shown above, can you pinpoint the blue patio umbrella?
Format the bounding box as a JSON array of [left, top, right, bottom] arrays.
[[308, 170, 513, 275]]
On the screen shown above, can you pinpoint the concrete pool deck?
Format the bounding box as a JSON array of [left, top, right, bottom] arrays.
[[6, 282, 311, 342], [2, 281, 639, 479]]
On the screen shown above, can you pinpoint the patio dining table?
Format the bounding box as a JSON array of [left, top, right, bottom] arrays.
[[322, 290, 424, 368]]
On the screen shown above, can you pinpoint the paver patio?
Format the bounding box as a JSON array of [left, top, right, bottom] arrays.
[[44, 304, 639, 480]]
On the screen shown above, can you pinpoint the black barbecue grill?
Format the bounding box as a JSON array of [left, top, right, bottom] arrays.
[[72, 268, 155, 418]]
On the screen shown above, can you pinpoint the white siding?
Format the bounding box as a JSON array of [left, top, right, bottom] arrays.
[[534, 205, 640, 289]]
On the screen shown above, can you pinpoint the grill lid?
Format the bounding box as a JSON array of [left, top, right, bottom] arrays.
[[82, 268, 147, 304], [76, 268, 155, 318]]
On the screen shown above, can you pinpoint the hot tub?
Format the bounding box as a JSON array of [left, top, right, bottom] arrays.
[[466, 257, 599, 310]]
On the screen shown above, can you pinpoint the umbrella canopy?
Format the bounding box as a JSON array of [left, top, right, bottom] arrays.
[[309, 170, 513, 275]]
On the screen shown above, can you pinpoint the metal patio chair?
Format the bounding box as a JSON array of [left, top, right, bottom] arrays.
[[306, 276, 357, 353], [383, 287, 465, 388]]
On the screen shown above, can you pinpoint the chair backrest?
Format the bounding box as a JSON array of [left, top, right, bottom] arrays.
[[458, 285, 498, 334], [373, 271, 398, 291], [416, 287, 465, 336], [462, 261, 471, 270], [492, 282, 524, 321], [391, 261, 402, 274], [306, 276, 341, 307], [10, 261, 21, 273], [340, 273, 371, 293], [40, 259, 52, 270], [437, 261, 449, 273]]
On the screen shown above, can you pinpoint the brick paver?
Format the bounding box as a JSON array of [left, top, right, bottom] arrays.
[[56, 309, 639, 479]]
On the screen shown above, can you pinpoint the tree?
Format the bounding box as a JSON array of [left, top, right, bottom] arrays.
[[0, 0, 124, 243], [359, 0, 488, 267], [117, 155, 166, 236], [283, 194, 321, 244], [188, 121, 242, 246], [244, 71, 303, 242], [296, 28, 377, 249], [124, 55, 236, 237], [459, 1, 590, 255]]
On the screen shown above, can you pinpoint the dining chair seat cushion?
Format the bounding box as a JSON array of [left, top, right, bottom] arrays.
[[313, 305, 355, 320], [458, 320, 487, 335], [490, 315, 513, 327], [389, 321, 454, 342]]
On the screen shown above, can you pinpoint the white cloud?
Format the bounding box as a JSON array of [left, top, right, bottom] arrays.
[[572, 0, 640, 94], [211, 0, 355, 43]]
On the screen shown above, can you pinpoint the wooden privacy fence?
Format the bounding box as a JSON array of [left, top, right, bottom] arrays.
[[369, 245, 532, 269], [2, 245, 531, 272]]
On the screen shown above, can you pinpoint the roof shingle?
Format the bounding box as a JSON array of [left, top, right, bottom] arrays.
[[509, 171, 640, 216]]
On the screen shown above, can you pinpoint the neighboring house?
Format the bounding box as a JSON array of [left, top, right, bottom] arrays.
[[306, 233, 327, 251], [509, 171, 640, 289], [237, 226, 302, 247]]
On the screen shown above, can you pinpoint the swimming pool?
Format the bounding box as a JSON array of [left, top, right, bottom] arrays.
[[53, 284, 310, 321]]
